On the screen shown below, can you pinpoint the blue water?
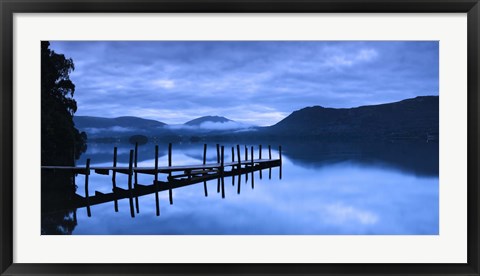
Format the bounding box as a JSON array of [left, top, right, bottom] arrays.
[[68, 141, 438, 235]]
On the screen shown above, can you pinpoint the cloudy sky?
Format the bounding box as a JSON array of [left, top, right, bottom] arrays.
[[49, 41, 438, 126]]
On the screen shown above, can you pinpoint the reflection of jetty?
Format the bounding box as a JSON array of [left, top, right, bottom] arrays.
[[42, 143, 282, 217]]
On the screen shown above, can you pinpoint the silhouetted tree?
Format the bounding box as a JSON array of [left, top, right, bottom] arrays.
[[41, 41, 86, 234], [41, 41, 87, 166]]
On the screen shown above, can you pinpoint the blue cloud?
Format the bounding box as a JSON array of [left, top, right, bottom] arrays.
[[49, 41, 439, 126]]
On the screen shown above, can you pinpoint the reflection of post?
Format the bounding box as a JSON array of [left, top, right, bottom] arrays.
[[216, 144, 220, 193], [251, 146, 254, 189], [134, 142, 139, 213], [231, 147, 235, 186], [168, 143, 173, 205], [127, 150, 135, 218], [85, 158, 91, 217], [279, 145, 282, 180], [112, 147, 118, 212], [268, 145, 272, 180], [73, 209, 77, 225], [221, 146, 225, 198], [259, 145, 262, 179], [154, 145, 160, 216], [203, 144, 208, 197], [236, 144, 241, 194]]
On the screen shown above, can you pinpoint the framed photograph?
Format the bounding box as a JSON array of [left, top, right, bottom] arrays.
[[1, 0, 479, 275]]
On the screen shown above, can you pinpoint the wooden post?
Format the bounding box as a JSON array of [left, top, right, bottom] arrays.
[[236, 145, 241, 169], [259, 145, 262, 179], [268, 145, 272, 180], [236, 144, 241, 194], [128, 150, 135, 218], [279, 145, 282, 162], [245, 145, 248, 183], [112, 147, 118, 212], [216, 144, 220, 193], [231, 147, 235, 186], [237, 145, 242, 190], [251, 146, 254, 189], [279, 145, 282, 180], [134, 142, 139, 213], [168, 143, 173, 205], [221, 146, 225, 198], [85, 158, 91, 217], [203, 144, 208, 197], [154, 145, 160, 216]]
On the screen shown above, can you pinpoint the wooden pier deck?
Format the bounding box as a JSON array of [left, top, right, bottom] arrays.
[[42, 143, 282, 217], [42, 159, 278, 175]]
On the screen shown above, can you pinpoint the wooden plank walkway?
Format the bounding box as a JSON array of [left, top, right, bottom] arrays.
[[42, 143, 282, 217], [69, 160, 280, 208], [42, 159, 278, 175]]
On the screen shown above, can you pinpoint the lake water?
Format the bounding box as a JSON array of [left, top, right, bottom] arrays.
[[46, 140, 439, 235]]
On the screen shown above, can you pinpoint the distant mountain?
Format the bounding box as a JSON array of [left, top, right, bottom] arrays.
[[265, 96, 438, 140], [74, 116, 166, 129], [185, 116, 233, 126], [73, 116, 171, 141], [73, 96, 438, 143]]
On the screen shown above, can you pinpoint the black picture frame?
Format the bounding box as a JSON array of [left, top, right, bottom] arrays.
[[1, 0, 479, 275]]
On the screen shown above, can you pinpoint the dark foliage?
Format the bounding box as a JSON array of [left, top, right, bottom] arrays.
[[41, 41, 86, 234], [41, 171, 78, 235], [41, 41, 87, 166]]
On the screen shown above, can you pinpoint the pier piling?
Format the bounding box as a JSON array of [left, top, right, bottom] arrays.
[[134, 142, 140, 214], [112, 147, 118, 212], [245, 145, 248, 183], [268, 145, 272, 180], [231, 147, 235, 186], [236, 145, 241, 194], [259, 145, 263, 179], [221, 146, 225, 198], [279, 145, 282, 180], [216, 144, 220, 193], [154, 145, 160, 216], [203, 144, 208, 197], [85, 158, 91, 217], [251, 146, 254, 189], [168, 143, 173, 205], [127, 150, 135, 218]]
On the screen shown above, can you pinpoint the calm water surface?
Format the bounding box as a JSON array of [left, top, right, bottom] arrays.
[[67, 140, 438, 235]]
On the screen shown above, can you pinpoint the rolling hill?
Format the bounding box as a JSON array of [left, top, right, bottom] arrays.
[[264, 96, 438, 140], [184, 116, 233, 126]]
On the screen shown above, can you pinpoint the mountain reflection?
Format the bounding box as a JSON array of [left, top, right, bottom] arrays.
[[280, 140, 438, 177]]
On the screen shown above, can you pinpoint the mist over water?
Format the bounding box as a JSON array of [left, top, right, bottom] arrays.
[[66, 140, 438, 235]]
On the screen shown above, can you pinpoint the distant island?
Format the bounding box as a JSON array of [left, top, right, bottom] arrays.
[[185, 115, 233, 126], [74, 95, 438, 143]]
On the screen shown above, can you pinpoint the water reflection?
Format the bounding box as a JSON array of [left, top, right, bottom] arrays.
[[41, 170, 78, 234], [280, 140, 438, 177], [43, 140, 438, 235]]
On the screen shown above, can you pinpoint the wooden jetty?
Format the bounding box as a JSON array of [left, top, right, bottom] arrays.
[[41, 143, 282, 217]]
